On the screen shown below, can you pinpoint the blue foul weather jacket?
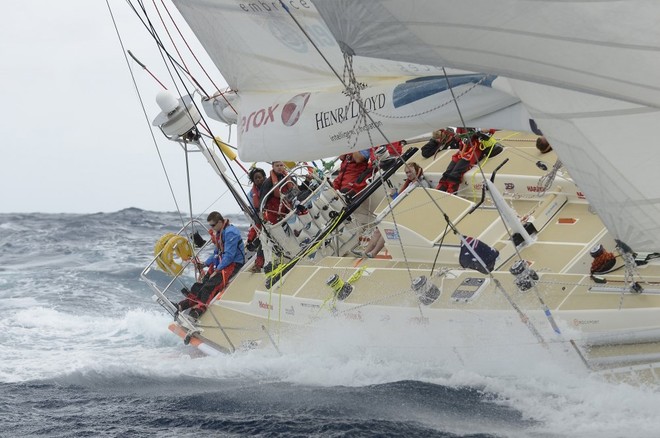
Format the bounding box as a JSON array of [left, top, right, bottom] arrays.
[[205, 223, 245, 270]]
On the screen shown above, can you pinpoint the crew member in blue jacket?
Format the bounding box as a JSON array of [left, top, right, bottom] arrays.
[[177, 211, 245, 318]]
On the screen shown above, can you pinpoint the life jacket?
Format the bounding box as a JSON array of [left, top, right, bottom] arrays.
[[458, 136, 483, 165], [262, 170, 291, 223], [250, 184, 261, 210], [208, 228, 219, 246]]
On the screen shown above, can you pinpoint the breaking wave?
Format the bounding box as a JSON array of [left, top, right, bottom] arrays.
[[1, 210, 659, 437]]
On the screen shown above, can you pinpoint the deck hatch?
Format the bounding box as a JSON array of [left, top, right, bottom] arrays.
[[451, 277, 488, 303]]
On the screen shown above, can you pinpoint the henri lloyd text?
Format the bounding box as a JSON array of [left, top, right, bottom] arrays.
[[315, 94, 386, 130]]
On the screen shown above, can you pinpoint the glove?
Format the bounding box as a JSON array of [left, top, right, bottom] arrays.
[[246, 239, 261, 252], [191, 231, 206, 248], [292, 199, 308, 214], [476, 131, 491, 141]]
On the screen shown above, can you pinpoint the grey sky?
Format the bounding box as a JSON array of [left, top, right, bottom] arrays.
[[1, 1, 244, 215]]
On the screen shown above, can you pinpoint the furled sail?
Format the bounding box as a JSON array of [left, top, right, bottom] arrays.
[[313, 0, 660, 252], [172, 0, 529, 161]]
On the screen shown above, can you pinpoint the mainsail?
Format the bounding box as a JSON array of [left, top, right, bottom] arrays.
[[172, 0, 529, 161], [312, 0, 660, 253]]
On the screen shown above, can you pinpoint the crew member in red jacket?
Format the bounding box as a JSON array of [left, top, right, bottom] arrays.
[[259, 161, 295, 224], [333, 149, 371, 198], [436, 134, 484, 194]]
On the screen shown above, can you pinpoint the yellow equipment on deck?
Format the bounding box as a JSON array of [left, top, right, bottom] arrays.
[[154, 233, 193, 276]]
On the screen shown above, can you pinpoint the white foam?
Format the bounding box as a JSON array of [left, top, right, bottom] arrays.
[[0, 306, 181, 382], [123, 316, 660, 437], [2, 300, 660, 436], [178, 318, 660, 438]]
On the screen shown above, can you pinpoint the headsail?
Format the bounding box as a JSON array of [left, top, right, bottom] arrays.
[[172, 0, 529, 161], [313, 0, 660, 252], [313, 0, 660, 108]]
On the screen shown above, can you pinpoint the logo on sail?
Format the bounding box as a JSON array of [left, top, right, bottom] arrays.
[[281, 92, 311, 127], [240, 104, 280, 134], [268, 19, 308, 53]]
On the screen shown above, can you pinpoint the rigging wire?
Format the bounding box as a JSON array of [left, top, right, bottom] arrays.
[[151, 0, 191, 77], [127, 49, 168, 90], [105, 0, 186, 229], [136, 0, 200, 225], [125, 0, 210, 97], [277, 1, 395, 152], [430, 222, 451, 276], [157, 0, 236, 112], [125, 44, 248, 181], [141, 0, 239, 115], [183, 144, 195, 236], [442, 67, 467, 127], [129, 0, 258, 226]]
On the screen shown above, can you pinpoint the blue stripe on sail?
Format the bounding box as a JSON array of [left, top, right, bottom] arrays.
[[392, 74, 495, 108]]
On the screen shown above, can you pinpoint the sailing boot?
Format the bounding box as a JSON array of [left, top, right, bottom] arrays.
[[445, 181, 459, 194], [188, 307, 203, 320]]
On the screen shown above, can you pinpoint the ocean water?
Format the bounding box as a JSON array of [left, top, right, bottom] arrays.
[[1, 209, 660, 437]]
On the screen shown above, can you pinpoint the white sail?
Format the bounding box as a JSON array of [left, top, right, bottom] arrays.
[[172, 0, 437, 92], [313, 0, 660, 108], [508, 81, 660, 252], [172, 0, 529, 161], [229, 76, 523, 161], [313, 0, 660, 252]]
